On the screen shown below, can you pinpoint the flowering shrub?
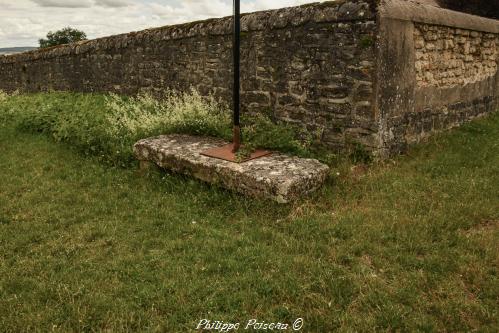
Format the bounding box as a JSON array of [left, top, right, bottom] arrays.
[[104, 89, 231, 143]]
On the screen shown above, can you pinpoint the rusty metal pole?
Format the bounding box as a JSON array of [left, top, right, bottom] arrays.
[[200, 0, 270, 162], [232, 0, 241, 153]]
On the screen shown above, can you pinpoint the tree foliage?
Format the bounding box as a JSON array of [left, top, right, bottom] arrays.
[[39, 27, 87, 48], [437, 0, 499, 19]]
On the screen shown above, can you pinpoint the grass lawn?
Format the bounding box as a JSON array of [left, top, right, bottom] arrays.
[[0, 113, 498, 332]]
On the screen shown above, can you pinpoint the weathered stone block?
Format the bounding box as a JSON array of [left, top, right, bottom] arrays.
[[134, 135, 329, 203]]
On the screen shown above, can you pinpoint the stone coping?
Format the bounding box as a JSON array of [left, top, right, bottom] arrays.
[[133, 135, 330, 203]]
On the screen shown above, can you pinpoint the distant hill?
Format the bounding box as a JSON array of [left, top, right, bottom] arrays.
[[0, 47, 37, 55]]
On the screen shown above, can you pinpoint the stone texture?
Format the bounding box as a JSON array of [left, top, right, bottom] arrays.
[[133, 135, 329, 203], [414, 24, 498, 87]]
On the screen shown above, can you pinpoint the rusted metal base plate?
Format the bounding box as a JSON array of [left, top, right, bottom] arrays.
[[200, 144, 271, 163]]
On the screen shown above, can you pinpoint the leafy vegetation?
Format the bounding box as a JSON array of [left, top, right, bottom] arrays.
[[0, 106, 497, 331], [0, 91, 316, 167], [39, 27, 87, 48]]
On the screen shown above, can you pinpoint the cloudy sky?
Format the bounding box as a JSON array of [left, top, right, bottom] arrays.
[[0, 0, 323, 47]]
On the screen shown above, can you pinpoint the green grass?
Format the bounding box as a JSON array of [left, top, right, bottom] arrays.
[[0, 107, 498, 331]]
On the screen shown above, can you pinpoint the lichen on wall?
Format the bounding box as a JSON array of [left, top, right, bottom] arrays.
[[414, 23, 498, 88]]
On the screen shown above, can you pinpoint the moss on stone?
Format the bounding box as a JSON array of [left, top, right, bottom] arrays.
[[359, 35, 374, 48]]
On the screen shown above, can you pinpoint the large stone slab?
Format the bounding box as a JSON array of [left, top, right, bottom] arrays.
[[134, 135, 329, 203]]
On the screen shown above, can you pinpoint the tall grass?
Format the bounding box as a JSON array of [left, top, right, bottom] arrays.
[[0, 90, 8, 103], [0, 90, 316, 166]]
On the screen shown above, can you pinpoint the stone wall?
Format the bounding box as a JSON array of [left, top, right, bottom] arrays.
[[0, 1, 378, 151], [414, 24, 498, 88], [376, 0, 499, 156]]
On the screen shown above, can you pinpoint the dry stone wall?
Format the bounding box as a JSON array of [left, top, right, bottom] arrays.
[[414, 24, 498, 88], [0, 1, 378, 151]]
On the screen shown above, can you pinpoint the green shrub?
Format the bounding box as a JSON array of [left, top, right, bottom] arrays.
[[0, 90, 320, 166]]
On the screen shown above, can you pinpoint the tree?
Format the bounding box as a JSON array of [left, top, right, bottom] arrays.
[[437, 0, 499, 19], [39, 27, 87, 48]]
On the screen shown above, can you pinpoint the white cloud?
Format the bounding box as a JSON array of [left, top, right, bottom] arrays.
[[244, 0, 321, 11], [150, 0, 232, 23], [0, 0, 325, 47]]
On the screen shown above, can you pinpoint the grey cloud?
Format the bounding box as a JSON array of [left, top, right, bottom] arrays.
[[95, 0, 132, 7], [31, 0, 93, 8]]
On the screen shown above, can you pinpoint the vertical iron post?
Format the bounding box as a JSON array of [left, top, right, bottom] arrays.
[[201, 0, 269, 162], [232, 0, 241, 152]]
